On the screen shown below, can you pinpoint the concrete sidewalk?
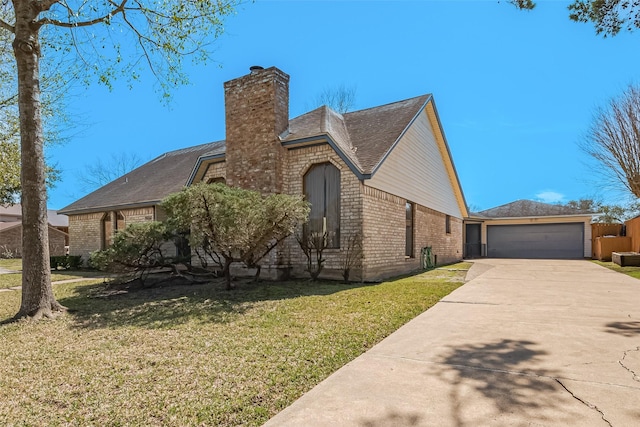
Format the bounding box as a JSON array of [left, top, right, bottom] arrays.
[[264, 259, 640, 426]]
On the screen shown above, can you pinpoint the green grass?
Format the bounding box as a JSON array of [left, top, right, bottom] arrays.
[[0, 271, 105, 290], [0, 263, 469, 426], [592, 260, 640, 279], [0, 258, 22, 271]]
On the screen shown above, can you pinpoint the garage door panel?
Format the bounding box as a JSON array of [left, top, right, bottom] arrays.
[[487, 223, 584, 259]]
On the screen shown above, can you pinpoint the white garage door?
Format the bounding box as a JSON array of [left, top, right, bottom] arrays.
[[487, 223, 584, 259]]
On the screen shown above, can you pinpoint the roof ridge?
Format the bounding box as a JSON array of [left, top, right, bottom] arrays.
[[345, 93, 430, 116]]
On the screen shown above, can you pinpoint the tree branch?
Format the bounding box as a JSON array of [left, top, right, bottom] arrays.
[[36, 0, 62, 12], [0, 18, 14, 33], [37, 0, 128, 28]]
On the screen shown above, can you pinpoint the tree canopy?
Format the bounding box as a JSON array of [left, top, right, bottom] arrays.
[[564, 198, 640, 222], [510, 0, 640, 36], [1, 0, 238, 320]]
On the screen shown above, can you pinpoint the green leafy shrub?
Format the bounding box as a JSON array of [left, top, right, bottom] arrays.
[[50, 255, 83, 270], [162, 183, 310, 289], [88, 222, 179, 283]]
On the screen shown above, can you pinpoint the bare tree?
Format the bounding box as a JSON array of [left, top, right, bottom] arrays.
[[78, 152, 143, 193], [311, 84, 357, 114], [580, 84, 640, 198]]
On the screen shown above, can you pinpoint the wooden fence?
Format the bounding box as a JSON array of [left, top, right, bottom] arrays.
[[626, 217, 640, 253], [591, 223, 627, 260]]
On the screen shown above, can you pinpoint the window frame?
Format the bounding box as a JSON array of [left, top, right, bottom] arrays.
[[405, 202, 414, 258], [303, 162, 341, 249]]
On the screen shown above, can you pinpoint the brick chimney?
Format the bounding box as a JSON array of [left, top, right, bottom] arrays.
[[224, 66, 290, 194]]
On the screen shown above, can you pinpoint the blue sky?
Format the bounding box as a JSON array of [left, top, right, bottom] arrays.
[[48, 0, 640, 211]]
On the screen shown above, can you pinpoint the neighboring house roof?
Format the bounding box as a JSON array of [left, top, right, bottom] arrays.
[[0, 205, 22, 217], [0, 221, 69, 236], [0, 204, 69, 227], [477, 200, 595, 218], [48, 211, 69, 227], [60, 141, 225, 215], [0, 221, 21, 232]]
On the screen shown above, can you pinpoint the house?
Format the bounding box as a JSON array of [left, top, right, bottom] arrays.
[[0, 204, 69, 257], [60, 66, 468, 281], [464, 200, 594, 259]]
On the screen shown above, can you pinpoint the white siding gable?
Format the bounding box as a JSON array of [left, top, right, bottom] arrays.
[[367, 109, 463, 218]]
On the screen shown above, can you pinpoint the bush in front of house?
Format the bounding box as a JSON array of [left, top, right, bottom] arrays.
[[88, 221, 180, 284], [162, 183, 310, 290], [50, 255, 83, 270]]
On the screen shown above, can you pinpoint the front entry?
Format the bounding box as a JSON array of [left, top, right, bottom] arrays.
[[465, 223, 482, 258]]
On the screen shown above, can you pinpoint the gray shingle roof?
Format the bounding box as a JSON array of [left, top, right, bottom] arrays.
[[61, 95, 433, 215], [283, 95, 430, 175], [60, 141, 225, 214], [0, 204, 69, 226], [478, 200, 594, 218]]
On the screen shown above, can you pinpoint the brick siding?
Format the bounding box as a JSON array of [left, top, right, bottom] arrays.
[[68, 212, 103, 259], [202, 161, 226, 183], [0, 225, 67, 258], [224, 67, 289, 194], [362, 185, 463, 281]]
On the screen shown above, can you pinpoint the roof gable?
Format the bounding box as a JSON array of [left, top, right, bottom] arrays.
[[282, 95, 431, 176], [65, 93, 467, 216]]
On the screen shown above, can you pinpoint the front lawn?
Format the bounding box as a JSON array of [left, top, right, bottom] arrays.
[[0, 264, 468, 426], [0, 258, 22, 271], [592, 260, 640, 279], [0, 271, 105, 290]]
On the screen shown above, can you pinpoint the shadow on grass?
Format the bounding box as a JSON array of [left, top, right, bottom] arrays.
[[435, 339, 581, 425], [58, 276, 377, 330], [604, 321, 640, 337]]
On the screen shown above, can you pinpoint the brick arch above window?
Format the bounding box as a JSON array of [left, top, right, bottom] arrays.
[[298, 155, 344, 178], [207, 177, 226, 184]]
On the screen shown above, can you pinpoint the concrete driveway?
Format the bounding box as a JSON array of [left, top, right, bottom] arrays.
[[263, 259, 640, 427]]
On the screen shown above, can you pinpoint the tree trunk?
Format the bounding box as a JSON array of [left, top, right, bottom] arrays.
[[12, 1, 65, 320], [223, 258, 233, 290]]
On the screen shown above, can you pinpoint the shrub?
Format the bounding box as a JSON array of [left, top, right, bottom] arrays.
[[50, 255, 83, 270]]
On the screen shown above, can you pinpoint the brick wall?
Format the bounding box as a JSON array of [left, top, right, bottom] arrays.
[[415, 204, 463, 265], [121, 207, 155, 224], [362, 185, 463, 281], [224, 67, 289, 194], [0, 225, 67, 258], [202, 161, 226, 183], [68, 206, 158, 260], [281, 144, 364, 281], [68, 212, 103, 259]]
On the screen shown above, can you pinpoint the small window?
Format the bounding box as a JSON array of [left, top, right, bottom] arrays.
[[406, 202, 414, 257], [207, 177, 226, 184], [446, 215, 451, 234], [304, 163, 341, 248]]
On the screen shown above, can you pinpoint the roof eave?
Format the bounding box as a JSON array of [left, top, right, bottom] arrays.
[[186, 153, 226, 186], [59, 201, 161, 216], [483, 214, 596, 220], [282, 135, 370, 180]]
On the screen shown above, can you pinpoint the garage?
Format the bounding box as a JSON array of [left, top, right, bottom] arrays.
[[487, 223, 585, 259]]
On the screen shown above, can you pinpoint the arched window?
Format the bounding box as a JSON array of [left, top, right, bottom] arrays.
[[207, 177, 226, 184], [304, 163, 340, 248]]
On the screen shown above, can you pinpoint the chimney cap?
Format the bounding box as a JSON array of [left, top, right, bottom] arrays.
[[249, 65, 264, 73]]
